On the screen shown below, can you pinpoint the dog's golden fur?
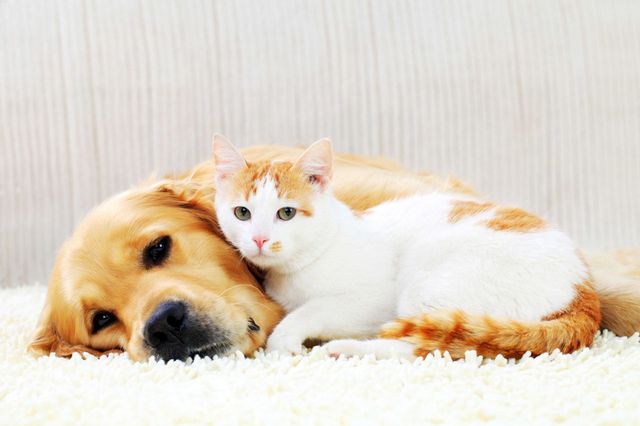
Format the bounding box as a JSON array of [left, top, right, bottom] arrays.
[[29, 146, 640, 359]]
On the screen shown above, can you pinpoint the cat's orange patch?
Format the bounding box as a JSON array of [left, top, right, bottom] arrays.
[[380, 279, 600, 359], [485, 207, 546, 233], [448, 200, 495, 223], [270, 241, 283, 253], [231, 161, 315, 215], [542, 280, 601, 323], [443, 176, 475, 195]]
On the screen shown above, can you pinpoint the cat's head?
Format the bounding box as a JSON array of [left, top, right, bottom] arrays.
[[212, 135, 334, 269]]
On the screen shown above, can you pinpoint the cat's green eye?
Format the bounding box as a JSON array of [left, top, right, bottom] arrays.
[[234, 206, 251, 221], [277, 207, 297, 221]]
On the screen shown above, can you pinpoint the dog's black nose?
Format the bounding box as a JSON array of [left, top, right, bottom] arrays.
[[144, 301, 188, 351], [143, 300, 231, 361]]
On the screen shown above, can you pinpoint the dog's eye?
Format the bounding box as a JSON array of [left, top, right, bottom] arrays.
[[248, 317, 260, 332], [92, 311, 117, 333], [143, 235, 172, 269]]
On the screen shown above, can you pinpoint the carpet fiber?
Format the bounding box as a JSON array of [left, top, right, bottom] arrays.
[[1, 285, 639, 425]]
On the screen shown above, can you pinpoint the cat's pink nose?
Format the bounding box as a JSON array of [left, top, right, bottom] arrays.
[[252, 236, 269, 250]]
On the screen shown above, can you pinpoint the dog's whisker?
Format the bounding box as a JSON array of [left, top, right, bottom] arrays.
[[227, 299, 280, 316], [218, 283, 262, 298]]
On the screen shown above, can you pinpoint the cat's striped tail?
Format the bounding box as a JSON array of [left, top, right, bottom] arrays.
[[379, 281, 601, 359]]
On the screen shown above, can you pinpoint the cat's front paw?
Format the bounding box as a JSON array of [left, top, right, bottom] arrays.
[[323, 338, 416, 360], [323, 339, 368, 358], [266, 332, 305, 355]]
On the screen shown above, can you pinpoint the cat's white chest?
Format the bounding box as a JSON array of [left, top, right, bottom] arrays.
[[266, 271, 316, 312], [265, 230, 398, 314]]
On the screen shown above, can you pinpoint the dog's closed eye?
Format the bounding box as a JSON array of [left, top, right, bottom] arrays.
[[143, 235, 172, 269], [248, 317, 260, 332]]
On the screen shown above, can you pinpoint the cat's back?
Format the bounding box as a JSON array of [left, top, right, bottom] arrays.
[[362, 191, 586, 283], [368, 193, 587, 321], [361, 192, 471, 240]]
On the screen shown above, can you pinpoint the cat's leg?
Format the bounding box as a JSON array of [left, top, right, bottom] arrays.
[[266, 297, 386, 355], [323, 338, 416, 360]]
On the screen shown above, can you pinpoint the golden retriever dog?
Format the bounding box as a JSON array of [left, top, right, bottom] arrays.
[[28, 146, 640, 361]]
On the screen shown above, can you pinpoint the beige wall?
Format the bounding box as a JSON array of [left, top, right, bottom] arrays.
[[1, 0, 639, 287]]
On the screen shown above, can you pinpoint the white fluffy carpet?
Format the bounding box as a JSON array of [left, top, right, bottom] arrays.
[[2, 286, 640, 425]]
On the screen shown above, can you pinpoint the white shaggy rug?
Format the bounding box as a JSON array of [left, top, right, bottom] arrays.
[[2, 286, 640, 425]]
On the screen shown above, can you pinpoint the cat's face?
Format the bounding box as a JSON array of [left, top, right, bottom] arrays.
[[213, 136, 333, 269]]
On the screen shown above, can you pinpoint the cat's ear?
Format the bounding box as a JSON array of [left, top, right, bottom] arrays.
[[293, 138, 333, 188], [212, 134, 247, 182]]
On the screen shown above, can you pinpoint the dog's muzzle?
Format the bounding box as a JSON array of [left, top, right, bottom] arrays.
[[143, 301, 231, 361]]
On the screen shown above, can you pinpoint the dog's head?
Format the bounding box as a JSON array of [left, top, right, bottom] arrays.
[[28, 175, 283, 361]]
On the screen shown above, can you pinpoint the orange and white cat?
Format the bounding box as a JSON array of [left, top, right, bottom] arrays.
[[213, 136, 601, 360]]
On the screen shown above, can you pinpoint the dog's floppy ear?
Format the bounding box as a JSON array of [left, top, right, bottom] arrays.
[[28, 320, 106, 358], [152, 178, 221, 232], [28, 309, 60, 356], [28, 308, 119, 358], [28, 264, 74, 356], [154, 178, 215, 214], [28, 262, 123, 358]]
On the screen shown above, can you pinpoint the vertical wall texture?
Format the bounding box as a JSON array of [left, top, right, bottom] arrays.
[[1, 0, 639, 287]]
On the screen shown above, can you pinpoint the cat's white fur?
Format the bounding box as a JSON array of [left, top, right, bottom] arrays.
[[213, 136, 588, 358]]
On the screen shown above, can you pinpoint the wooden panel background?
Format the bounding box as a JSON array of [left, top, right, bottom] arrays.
[[1, 0, 639, 287]]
